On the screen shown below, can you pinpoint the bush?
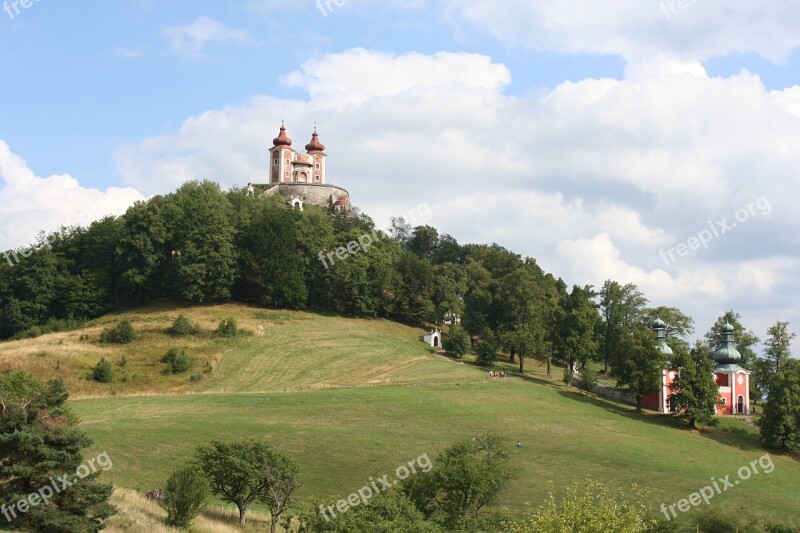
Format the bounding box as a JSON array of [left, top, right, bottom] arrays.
[[443, 324, 470, 358], [562, 366, 573, 386], [168, 315, 197, 337], [92, 358, 114, 383], [162, 348, 191, 375], [504, 478, 655, 532], [215, 318, 239, 338], [475, 337, 498, 367], [578, 366, 598, 395], [100, 319, 136, 344], [162, 465, 210, 528]]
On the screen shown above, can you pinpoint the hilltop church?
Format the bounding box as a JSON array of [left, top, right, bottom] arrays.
[[247, 123, 351, 213], [642, 320, 750, 415]]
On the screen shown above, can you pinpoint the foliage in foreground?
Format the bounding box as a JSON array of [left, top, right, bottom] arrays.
[[194, 439, 299, 531], [502, 478, 656, 533], [401, 432, 516, 529], [162, 465, 210, 528], [298, 491, 442, 533], [0, 372, 116, 532]]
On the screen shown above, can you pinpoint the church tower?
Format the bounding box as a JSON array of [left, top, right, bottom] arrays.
[[305, 128, 327, 184], [713, 322, 750, 415], [269, 122, 294, 183]]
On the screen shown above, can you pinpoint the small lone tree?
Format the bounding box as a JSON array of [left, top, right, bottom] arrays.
[[162, 465, 211, 528], [260, 452, 301, 533], [100, 319, 136, 344], [195, 439, 300, 528], [169, 315, 198, 337], [162, 348, 192, 374], [669, 343, 719, 429], [215, 318, 239, 338], [92, 358, 115, 383], [443, 324, 470, 358], [578, 366, 598, 395]]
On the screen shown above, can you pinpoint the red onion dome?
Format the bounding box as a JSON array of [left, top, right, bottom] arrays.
[[305, 130, 326, 153], [273, 122, 292, 147]]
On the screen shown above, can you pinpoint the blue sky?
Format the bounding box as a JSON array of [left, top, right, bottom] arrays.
[[1, 0, 799, 349]]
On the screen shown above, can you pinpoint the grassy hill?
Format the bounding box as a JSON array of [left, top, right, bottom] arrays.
[[0, 302, 477, 398], [2, 302, 799, 529]]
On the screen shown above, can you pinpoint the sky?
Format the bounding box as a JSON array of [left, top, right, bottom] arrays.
[[1, 0, 799, 352]]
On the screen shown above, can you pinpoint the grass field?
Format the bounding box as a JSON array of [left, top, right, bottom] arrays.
[[2, 302, 799, 528]]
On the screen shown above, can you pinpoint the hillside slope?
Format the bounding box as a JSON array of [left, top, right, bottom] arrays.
[[0, 302, 475, 398]]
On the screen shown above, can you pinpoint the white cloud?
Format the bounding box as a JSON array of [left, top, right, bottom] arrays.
[[445, 0, 800, 63], [164, 16, 253, 59], [0, 142, 145, 250], [113, 48, 800, 346]]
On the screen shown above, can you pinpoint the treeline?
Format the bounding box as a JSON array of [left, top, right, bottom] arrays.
[[1, 181, 798, 449]]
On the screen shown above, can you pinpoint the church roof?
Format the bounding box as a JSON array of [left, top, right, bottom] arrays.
[[305, 129, 326, 153], [273, 122, 293, 148], [713, 322, 742, 364]]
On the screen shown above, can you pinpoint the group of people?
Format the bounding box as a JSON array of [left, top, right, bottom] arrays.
[[488, 370, 506, 379]]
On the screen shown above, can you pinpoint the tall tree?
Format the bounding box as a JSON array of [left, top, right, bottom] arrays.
[[598, 280, 648, 375], [163, 181, 237, 303], [763, 321, 796, 374], [759, 359, 800, 451], [0, 372, 116, 531], [616, 327, 666, 412], [497, 264, 546, 374], [556, 285, 599, 381], [669, 342, 720, 429]]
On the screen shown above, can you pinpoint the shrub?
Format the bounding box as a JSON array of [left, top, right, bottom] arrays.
[[215, 318, 239, 338], [475, 339, 498, 367], [100, 319, 136, 344], [162, 348, 191, 375], [578, 366, 598, 395], [443, 324, 470, 358], [92, 358, 114, 383], [504, 478, 655, 533], [162, 465, 210, 528], [562, 366, 573, 386], [168, 315, 197, 337]]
